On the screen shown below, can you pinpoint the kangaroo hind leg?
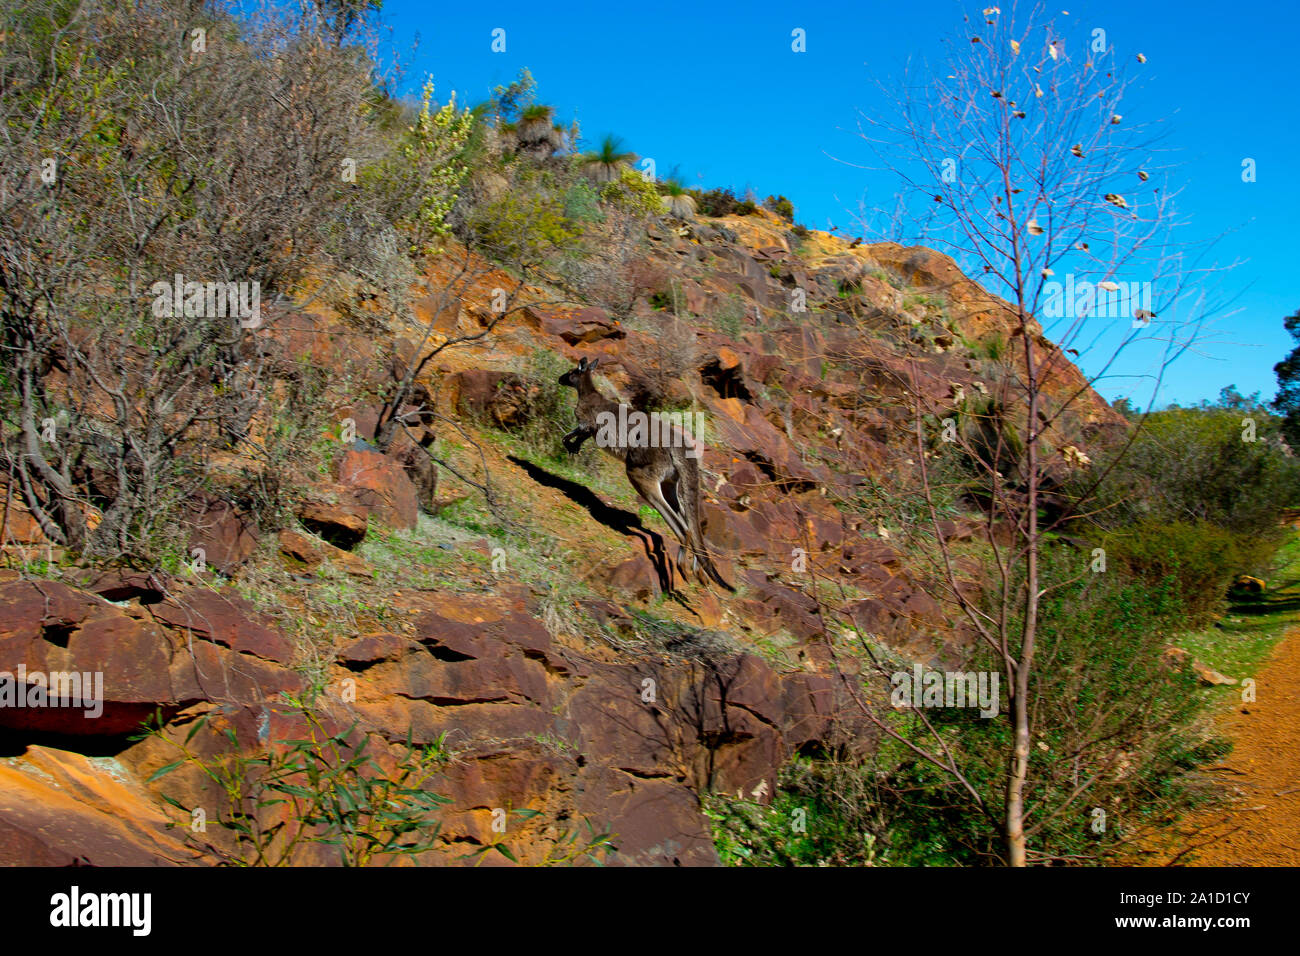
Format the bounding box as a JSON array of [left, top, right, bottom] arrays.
[[660, 473, 695, 578], [637, 477, 693, 580]]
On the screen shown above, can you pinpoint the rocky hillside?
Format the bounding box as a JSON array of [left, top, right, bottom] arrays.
[[0, 205, 1118, 866]]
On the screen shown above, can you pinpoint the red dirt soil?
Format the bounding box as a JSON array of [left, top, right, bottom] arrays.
[[1139, 625, 1300, 866]]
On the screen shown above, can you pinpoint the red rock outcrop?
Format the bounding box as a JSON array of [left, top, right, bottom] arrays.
[[338, 448, 419, 530]]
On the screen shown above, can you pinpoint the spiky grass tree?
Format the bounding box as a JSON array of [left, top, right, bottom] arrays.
[[514, 103, 563, 160], [659, 176, 697, 220], [580, 134, 636, 184]]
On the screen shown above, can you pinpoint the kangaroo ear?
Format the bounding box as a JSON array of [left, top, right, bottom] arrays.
[[577, 357, 588, 371], [588, 356, 601, 371]]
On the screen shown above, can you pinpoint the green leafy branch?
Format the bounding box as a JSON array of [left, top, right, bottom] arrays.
[[140, 699, 451, 867]]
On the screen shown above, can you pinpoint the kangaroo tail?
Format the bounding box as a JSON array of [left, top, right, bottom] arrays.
[[682, 454, 735, 592], [699, 549, 735, 591]]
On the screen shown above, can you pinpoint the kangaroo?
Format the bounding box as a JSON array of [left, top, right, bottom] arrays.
[[559, 356, 731, 590]]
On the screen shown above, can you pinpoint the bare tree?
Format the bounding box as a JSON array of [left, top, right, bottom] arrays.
[[0, 0, 386, 561], [831, 2, 1235, 865]]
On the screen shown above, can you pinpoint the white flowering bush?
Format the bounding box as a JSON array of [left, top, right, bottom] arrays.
[[393, 77, 475, 256]]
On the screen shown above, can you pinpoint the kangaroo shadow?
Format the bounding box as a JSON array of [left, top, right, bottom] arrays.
[[507, 455, 679, 595]]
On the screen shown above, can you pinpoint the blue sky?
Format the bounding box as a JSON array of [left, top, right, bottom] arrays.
[[379, 0, 1298, 410]]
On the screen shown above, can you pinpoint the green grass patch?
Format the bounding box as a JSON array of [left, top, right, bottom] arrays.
[[1173, 528, 1300, 694]]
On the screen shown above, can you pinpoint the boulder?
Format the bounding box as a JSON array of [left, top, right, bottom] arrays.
[[540, 305, 626, 345], [435, 747, 573, 851], [574, 766, 717, 867], [66, 568, 171, 604], [384, 422, 438, 514], [181, 495, 259, 576], [147, 589, 295, 665], [449, 370, 542, 430], [705, 396, 819, 493], [599, 554, 663, 602], [1193, 661, 1238, 687], [336, 632, 422, 666], [296, 499, 368, 549], [337, 449, 419, 530], [1232, 575, 1266, 596], [277, 529, 371, 578]]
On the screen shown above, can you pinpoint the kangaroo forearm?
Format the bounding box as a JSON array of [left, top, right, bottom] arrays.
[[562, 425, 593, 453]]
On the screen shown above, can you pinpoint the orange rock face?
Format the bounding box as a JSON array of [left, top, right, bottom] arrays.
[[0, 198, 1126, 866]]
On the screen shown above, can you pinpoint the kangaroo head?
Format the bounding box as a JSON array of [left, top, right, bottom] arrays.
[[558, 355, 599, 390]]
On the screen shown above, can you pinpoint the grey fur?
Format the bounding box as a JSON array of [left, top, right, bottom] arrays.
[[559, 356, 730, 589]]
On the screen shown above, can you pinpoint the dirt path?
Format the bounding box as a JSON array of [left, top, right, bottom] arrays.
[[1139, 623, 1300, 866]]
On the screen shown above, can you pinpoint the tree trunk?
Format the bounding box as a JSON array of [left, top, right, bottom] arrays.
[[17, 358, 87, 552], [1006, 308, 1041, 868], [1007, 693, 1030, 866]]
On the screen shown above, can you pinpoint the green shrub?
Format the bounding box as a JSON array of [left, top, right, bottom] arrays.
[[563, 179, 605, 223], [998, 546, 1226, 859], [1087, 399, 1300, 540], [710, 541, 1226, 866], [463, 182, 581, 267], [690, 186, 756, 217], [704, 756, 888, 866], [763, 194, 794, 221], [598, 166, 665, 218], [1101, 519, 1267, 628], [392, 78, 475, 256], [713, 293, 747, 339], [957, 396, 1025, 484]]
